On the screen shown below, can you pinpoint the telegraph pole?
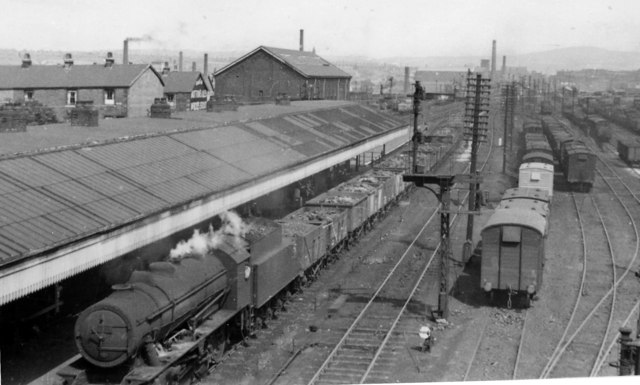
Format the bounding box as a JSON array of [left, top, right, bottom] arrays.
[[404, 74, 485, 320], [463, 72, 490, 261]]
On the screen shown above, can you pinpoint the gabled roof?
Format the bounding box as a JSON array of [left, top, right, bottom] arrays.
[[163, 71, 211, 93], [215, 46, 351, 79], [0, 64, 164, 90]]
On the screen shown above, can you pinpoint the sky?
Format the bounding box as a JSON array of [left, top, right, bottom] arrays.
[[2, 0, 640, 58]]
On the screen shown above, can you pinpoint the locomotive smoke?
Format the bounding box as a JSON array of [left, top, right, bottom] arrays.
[[169, 211, 251, 261]]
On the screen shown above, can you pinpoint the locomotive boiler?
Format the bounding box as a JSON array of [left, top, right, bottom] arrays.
[[75, 254, 230, 368]]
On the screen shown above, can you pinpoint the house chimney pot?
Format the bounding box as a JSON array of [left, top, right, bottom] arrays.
[[105, 51, 115, 67], [64, 53, 73, 68], [21, 53, 32, 68]]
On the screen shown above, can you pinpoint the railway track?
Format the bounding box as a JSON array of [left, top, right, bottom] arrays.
[[536, 121, 640, 378], [291, 102, 497, 385], [539, 191, 616, 377], [205, 103, 468, 385]]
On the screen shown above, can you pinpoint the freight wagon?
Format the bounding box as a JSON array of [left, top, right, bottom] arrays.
[[480, 190, 549, 308], [618, 138, 640, 165]]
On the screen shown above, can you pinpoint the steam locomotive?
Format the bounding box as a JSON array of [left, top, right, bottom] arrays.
[[53, 168, 414, 385]]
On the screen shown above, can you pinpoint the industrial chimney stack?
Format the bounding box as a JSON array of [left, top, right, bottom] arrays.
[[204, 53, 208, 77], [300, 29, 304, 52], [491, 40, 496, 74], [179, 51, 183, 72], [123, 39, 129, 65], [404, 67, 410, 94], [502, 55, 506, 74]]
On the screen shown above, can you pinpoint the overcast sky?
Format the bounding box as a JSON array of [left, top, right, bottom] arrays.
[[2, 0, 640, 58]]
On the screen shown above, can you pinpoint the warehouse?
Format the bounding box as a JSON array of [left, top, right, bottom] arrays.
[[214, 46, 351, 102], [0, 52, 165, 120]]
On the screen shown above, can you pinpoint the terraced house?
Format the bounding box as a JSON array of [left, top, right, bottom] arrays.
[[0, 52, 164, 120]]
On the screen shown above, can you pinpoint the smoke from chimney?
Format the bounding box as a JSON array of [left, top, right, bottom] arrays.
[[299, 29, 304, 51], [179, 51, 183, 72], [169, 211, 251, 261], [491, 40, 496, 74]]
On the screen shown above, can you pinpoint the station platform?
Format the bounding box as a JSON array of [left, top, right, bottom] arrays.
[[0, 101, 409, 305]]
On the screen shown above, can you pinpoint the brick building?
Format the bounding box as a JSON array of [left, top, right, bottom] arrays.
[[162, 70, 212, 112], [214, 46, 351, 102], [0, 53, 164, 120]]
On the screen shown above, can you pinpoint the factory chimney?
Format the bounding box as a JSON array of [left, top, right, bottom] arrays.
[[204, 53, 208, 77], [502, 55, 506, 74], [179, 51, 183, 72], [299, 29, 304, 52], [123, 39, 129, 65], [192, 61, 196, 72], [404, 67, 410, 94], [491, 40, 496, 74]]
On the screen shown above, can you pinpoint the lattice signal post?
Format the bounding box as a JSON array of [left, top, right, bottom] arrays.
[[463, 72, 490, 262], [404, 79, 483, 320], [502, 82, 517, 173]]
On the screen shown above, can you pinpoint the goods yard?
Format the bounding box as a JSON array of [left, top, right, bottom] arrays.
[[4, 68, 640, 385]]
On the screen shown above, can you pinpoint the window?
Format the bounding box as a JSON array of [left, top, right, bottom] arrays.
[[104, 89, 115, 105], [530, 172, 541, 181], [66, 90, 77, 106], [24, 90, 34, 102], [166, 94, 174, 102]]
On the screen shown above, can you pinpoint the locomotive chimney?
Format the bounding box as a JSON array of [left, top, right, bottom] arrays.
[[179, 51, 183, 72], [491, 40, 497, 74], [203, 53, 208, 77], [299, 29, 304, 52], [123, 39, 129, 65]]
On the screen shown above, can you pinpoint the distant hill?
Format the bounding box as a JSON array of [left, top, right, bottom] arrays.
[[1, 46, 639, 75], [373, 47, 640, 74]]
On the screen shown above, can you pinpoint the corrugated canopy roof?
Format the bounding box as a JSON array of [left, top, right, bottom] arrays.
[[0, 64, 162, 89], [215, 46, 351, 79], [0, 104, 404, 267]]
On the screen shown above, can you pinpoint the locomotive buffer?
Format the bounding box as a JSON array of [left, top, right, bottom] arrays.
[[404, 80, 482, 320]]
